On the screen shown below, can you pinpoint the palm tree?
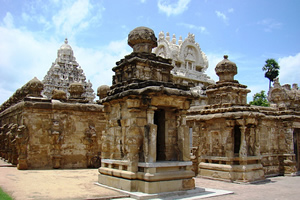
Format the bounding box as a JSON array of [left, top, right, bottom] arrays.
[[262, 58, 280, 89]]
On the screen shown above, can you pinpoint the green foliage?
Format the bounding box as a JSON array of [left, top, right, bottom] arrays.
[[249, 90, 270, 107], [0, 187, 13, 200], [262, 58, 280, 88]]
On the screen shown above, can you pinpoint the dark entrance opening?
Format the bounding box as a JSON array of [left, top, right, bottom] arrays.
[[234, 125, 241, 155], [293, 129, 300, 171], [154, 109, 166, 161]]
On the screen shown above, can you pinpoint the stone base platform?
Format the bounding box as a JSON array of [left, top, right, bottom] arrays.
[[96, 181, 208, 200], [98, 173, 196, 194], [199, 162, 265, 183]]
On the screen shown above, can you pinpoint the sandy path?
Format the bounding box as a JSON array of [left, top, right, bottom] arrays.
[[0, 160, 127, 200]]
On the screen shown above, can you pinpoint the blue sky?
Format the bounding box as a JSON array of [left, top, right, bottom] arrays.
[[0, 0, 299, 104]]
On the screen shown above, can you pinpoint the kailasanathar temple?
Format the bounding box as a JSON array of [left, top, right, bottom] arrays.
[[0, 26, 299, 194]]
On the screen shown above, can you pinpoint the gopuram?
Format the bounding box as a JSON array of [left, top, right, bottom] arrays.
[[42, 38, 95, 102], [0, 26, 300, 189]]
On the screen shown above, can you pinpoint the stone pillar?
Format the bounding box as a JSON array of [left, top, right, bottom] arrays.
[[225, 120, 235, 159], [144, 107, 157, 163], [239, 125, 247, 158], [178, 110, 190, 161]]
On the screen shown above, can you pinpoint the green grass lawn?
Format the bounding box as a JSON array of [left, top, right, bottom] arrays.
[[0, 187, 13, 200]]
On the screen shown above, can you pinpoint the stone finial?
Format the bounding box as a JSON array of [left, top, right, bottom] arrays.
[[68, 82, 85, 99], [178, 36, 183, 45], [51, 89, 67, 101], [172, 34, 176, 44], [215, 55, 237, 82], [166, 32, 170, 41], [128, 26, 157, 53], [159, 31, 165, 40], [97, 85, 110, 99], [24, 77, 44, 97]]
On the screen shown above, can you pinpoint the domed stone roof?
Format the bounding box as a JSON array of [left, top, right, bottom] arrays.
[[128, 26, 157, 53], [215, 55, 237, 82], [60, 38, 72, 50]]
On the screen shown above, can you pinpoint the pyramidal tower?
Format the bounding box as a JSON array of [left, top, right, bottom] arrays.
[[42, 38, 95, 102]]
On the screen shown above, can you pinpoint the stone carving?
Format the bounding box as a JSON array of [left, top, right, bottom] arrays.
[[83, 124, 99, 168], [128, 26, 157, 53], [16, 125, 29, 170], [97, 85, 110, 100], [7, 124, 18, 164], [206, 55, 250, 106], [51, 89, 67, 101], [24, 77, 44, 97], [68, 82, 85, 99], [268, 78, 300, 111], [42, 38, 95, 102], [0, 77, 44, 112], [153, 31, 214, 102], [50, 119, 63, 169]]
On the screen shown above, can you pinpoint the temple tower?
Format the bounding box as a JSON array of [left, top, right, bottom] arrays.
[[42, 39, 95, 102], [153, 31, 214, 105], [98, 27, 197, 193]]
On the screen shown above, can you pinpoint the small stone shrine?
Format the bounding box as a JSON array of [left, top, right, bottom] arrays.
[[187, 55, 300, 182], [97, 27, 196, 193], [42, 38, 95, 102]]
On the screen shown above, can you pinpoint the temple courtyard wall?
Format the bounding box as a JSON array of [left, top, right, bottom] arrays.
[[0, 97, 105, 169]]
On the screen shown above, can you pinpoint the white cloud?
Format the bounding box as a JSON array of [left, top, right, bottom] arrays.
[[205, 53, 222, 82], [215, 11, 228, 23], [3, 12, 14, 28], [140, 0, 146, 3], [0, 26, 60, 104], [52, 0, 101, 37], [0, 23, 130, 104], [178, 23, 208, 34], [158, 0, 191, 16], [278, 53, 300, 85], [257, 19, 282, 32], [228, 8, 234, 13]]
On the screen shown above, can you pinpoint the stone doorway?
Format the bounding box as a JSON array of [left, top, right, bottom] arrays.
[[154, 109, 166, 161], [293, 128, 300, 171], [234, 125, 241, 156]]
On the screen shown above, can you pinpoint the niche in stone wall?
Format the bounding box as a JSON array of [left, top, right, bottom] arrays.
[[234, 125, 241, 156], [293, 128, 300, 171], [154, 109, 166, 161]]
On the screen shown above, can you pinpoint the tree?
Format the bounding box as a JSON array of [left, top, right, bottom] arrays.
[[249, 90, 270, 107], [262, 58, 280, 89]]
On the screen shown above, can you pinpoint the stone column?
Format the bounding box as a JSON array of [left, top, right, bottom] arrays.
[[178, 110, 190, 161], [144, 107, 157, 163], [225, 120, 235, 159], [239, 125, 247, 158]]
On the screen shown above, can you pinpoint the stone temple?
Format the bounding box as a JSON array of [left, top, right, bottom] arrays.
[[0, 26, 300, 194]]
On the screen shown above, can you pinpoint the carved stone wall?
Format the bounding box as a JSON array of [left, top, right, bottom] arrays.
[[0, 98, 105, 169]]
